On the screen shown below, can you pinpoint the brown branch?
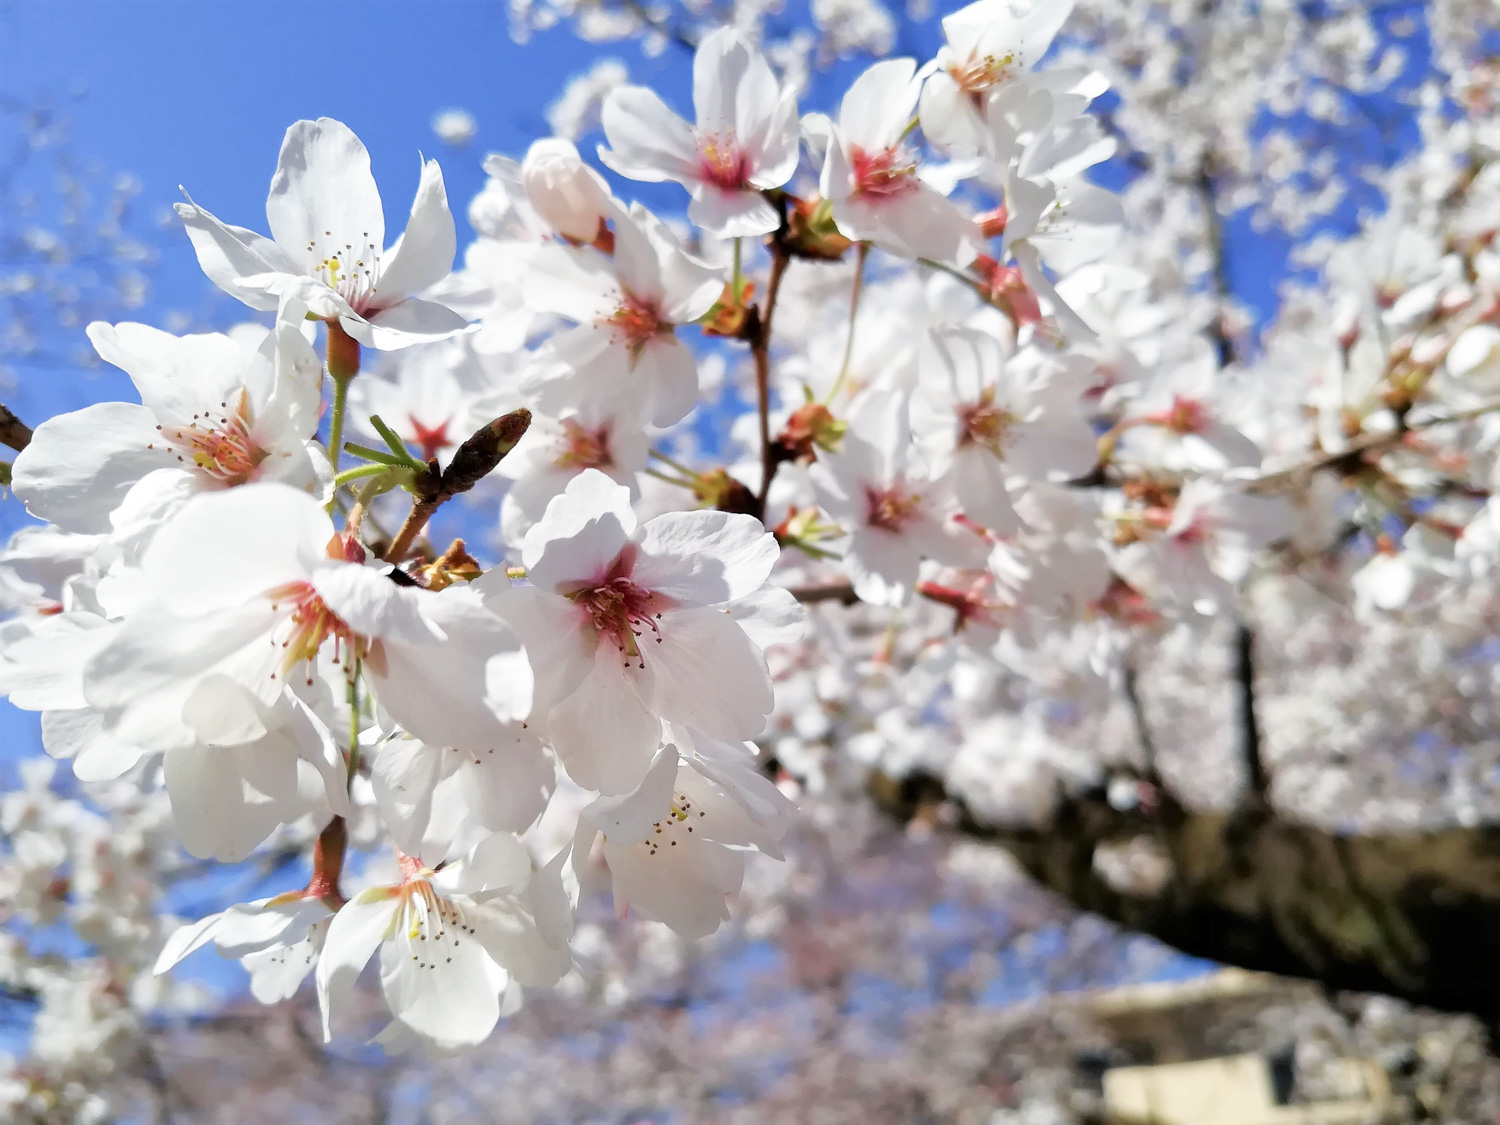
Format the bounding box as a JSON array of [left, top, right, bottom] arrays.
[[788, 581, 859, 605], [752, 245, 791, 519], [0, 402, 31, 452], [1234, 621, 1269, 800], [384, 409, 531, 563]]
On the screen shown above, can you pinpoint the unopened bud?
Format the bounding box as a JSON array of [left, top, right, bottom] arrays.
[[522, 138, 612, 243], [440, 409, 532, 498]]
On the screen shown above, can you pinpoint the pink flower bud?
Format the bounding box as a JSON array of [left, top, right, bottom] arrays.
[[521, 138, 611, 243]]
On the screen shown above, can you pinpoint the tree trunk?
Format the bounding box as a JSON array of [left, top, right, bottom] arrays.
[[871, 770, 1500, 1019]]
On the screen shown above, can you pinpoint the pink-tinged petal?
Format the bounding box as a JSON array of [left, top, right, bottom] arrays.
[[139, 483, 330, 613], [520, 468, 636, 588], [687, 188, 779, 238], [370, 158, 456, 307], [637, 335, 699, 428], [598, 86, 700, 184], [520, 325, 627, 418], [648, 605, 771, 739], [547, 647, 660, 794], [350, 297, 471, 351], [174, 197, 300, 312], [838, 58, 920, 152], [631, 510, 778, 604], [311, 564, 444, 646], [266, 118, 385, 272], [317, 887, 400, 1041], [848, 183, 979, 264], [478, 582, 595, 713], [525, 243, 620, 322], [11, 402, 172, 534]]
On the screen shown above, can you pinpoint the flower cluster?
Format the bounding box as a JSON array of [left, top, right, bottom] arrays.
[[8, 0, 1500, 1070]]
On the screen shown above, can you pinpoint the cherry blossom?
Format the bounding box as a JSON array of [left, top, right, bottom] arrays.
[[599, 27, 798, 237], [480, 469, 798, 794], [176, 118, 470, 350]]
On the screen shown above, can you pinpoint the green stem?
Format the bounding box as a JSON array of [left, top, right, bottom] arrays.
[[826, 241, 870, 405], [327, 374, 352, 488], [332, 463, 393, 488], [649, 446, 698, 477], [645, 467, 696, 490], [732, 237, 743, 296]]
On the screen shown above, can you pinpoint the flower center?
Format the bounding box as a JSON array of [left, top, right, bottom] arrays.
[[865, 484, 923, 532], [956, 391, 1015, 455], [568, 565, 667, 669], [950, 51, 1017, 99], [266, 580, 361, 683], [605, 294, 670, 358], [557, 418, 614, 470], [407, 415, 453, 463], [154, 388, 269, 486], [641, 790, 707, 856], [695, 131, 750, 192], [1153, 395, 1208, 435], [396, 879, 475, 972], [850, 145, 920, 200], [306, 229, 383, 313]]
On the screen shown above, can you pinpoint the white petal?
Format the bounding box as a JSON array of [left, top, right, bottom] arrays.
[[311, 564, 443, 645], [351, 298, 471, 351], [317, 888, 400, 1041], [266, 119, 384, 272], [547, 646, 661, 794], [174, 197, 298, 312], [11, 402, 172, 533], [631, 510, 778, 604], [598, 86, 700, 184], [520, 468, 636, 589], [647, 605, 771, 739], [372, 158, 457, 306]]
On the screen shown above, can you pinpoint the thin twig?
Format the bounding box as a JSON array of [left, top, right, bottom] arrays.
[[0, 402, 30, 451], [753, 246, 791, 516]]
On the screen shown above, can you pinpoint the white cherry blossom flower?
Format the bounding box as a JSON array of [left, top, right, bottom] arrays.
[[918, 0, 1075, 154], [498, 398, 649, 548], [811, 393, 986, 606], [12, 320, 324, 538], [808, 58, 979, 265], [912, 326, 1097, 534], [175, 118, 469, 350], [599, 28, 798, 237], [573, 739, 792, 938], [521, 201, 723, 427], [155, 893, 333, 1004], [82, 483, 532, 760], [316, 834, 571, 1050], [480, 470, 799, 795]]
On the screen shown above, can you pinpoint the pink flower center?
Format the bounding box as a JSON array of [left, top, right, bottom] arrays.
[[865, 483, 923, 532], [850, 145, 920, 200], [567, 552, 670, 669], [266, 580, 360, 683], [154, 388, 269, 486], [695, 132, 751, 192], [407, 415, 453, 463], [605, 293, 670, 359], [1149, 395, 1208, 435], [956, 391, 1015, 454], [557, 419, 614, 470]]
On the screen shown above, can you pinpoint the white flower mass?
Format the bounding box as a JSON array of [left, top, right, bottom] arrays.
[[6, 0, 1500, 1104]]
